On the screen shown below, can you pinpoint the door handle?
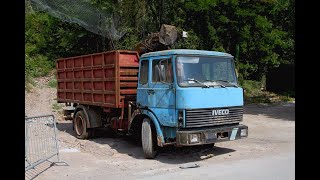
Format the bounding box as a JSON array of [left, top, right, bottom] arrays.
[[147, 89, 155, 95]]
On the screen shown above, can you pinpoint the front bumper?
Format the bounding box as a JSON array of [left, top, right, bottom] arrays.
[[176, 124, 248, 146]]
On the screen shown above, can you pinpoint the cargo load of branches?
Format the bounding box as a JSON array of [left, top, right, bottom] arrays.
[[134, 24, 178, 55]]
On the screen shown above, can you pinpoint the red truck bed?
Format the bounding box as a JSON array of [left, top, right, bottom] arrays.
[[56, 50, 139, 108]]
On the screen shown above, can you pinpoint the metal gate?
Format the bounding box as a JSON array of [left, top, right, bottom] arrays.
[[25, 115, 60, 171]]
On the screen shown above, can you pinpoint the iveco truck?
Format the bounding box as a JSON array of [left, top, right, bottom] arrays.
[[57, 49, 248, 158]]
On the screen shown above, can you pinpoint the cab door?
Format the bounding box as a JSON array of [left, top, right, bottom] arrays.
[[137, 59, 149, 107], [148, 57, 176, 127]]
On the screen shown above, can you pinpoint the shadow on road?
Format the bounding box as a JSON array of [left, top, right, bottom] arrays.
[[25, 160, 68, 180], [244, 102, 295, 121], [56, 120, 75, 136], [156, 145, 235, 164], [56, 121, 236, 164]]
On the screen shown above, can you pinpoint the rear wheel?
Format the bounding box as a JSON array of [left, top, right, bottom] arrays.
[[74, 110, 89, 139], [141, 118, 158, 159]]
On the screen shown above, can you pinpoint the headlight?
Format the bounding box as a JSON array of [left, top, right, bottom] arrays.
[[241, 129, 247, 137], [189, 134, 200, 144]]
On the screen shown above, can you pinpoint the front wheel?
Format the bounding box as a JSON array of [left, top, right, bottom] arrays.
[[141, 118, 158, 159]]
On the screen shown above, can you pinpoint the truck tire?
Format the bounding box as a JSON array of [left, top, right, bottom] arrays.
[[141, 118, 158, 159], [74, 110, 89, 139]]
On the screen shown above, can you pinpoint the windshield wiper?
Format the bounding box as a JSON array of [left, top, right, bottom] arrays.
[[215, 80, 239, 87], [204, 79, 226, 88], [187, 78, 210, 88], [206, 80, 238, 87]]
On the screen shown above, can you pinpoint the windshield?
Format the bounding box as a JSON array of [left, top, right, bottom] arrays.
[[176, 56, 238, 87]]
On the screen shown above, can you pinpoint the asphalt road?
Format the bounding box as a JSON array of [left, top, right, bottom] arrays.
[[141, 150, 295, 180]]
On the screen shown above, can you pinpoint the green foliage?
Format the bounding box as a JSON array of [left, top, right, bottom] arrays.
[[25, 71, 35, 92], [241, 80, 263, 97], [172, 30, 200, 49], [279, 95, 291, 102], [25, 54, 53, 78], [113, 29, 140, 50], [242, 80, 294, 104], [25, 0, 294, 85], [280, 90, 295, 98], [52, 103, 62, 111], [48, 79, 57, 88]]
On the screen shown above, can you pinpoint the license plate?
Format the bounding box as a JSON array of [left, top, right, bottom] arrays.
[[207, 132, 216, 140]]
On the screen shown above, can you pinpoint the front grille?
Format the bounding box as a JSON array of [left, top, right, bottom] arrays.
[[185, 106, 243, 128]]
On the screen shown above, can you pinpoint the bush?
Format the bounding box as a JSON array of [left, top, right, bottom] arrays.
[[241, 80, 263, 97], [241, 79, 295, 104], [281, 90, 295, 98], [25, 54, 53, 78]]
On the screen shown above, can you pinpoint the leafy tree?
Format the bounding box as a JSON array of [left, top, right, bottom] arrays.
[[25, 0, 294, 82]]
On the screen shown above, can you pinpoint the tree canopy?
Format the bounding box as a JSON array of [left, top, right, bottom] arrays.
[[25, 0, 294, 81]]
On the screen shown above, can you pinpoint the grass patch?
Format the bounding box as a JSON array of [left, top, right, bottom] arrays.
[[25, 72, 36, 92], [52, 103, 62, 112], [25, 83, 34, 92], [48, 79, 57, 88], [25, 54, 54, 91]]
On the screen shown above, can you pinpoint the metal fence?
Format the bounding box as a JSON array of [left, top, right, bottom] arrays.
[[25, 115, 60, 171]]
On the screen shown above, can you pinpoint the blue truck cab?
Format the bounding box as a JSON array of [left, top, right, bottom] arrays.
[[132, 49, 248, 158]]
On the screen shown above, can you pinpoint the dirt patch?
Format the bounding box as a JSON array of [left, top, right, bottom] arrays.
[[25, 75, 64, 119]]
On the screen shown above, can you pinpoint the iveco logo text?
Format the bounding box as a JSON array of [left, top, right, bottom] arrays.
[[212, 109, 229, 116]]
